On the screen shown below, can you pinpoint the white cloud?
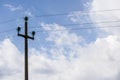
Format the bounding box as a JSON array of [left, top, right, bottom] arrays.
[[68, 0, 120, 36], [68, 11, 91, 23], [40, 23, 83, 47], [90, 0, 120, 35], [0, 39, 23, 80], [3, 4, 22, 11], [28, 23, 120, 80], [24, 10, 34, 17], [0, 23, 120, 80], [3, 4, 34, 17]]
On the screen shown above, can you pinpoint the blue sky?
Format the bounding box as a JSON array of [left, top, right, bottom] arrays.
[[0, 0, 120, 80], [0, 0, 95, 51]]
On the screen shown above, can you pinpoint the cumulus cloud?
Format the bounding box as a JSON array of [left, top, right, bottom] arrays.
[[29, 23, 120, 80], [0, 39, 23, 80], [3, 4, 22, 11], [1, 23, 120, 80]]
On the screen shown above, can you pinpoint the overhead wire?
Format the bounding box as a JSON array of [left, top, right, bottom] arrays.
[[29, 20, 120, 29], [0, 8, 120, 37], [0, 8, 120, 25], [35, 25, 120, 33], [1, 20, 120, 36], [0, 31, 17, 41], [0, 19, 16, 24], [34, 8, 120, 17], [0, 17, 23, 25], [0, 28, 16, 34], [55, 20, 120, 27], [0, 20, 120, 35], [0, 21, 120, 40]]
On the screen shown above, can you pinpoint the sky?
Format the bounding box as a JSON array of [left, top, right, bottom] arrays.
[[0, 0, 120, 80]]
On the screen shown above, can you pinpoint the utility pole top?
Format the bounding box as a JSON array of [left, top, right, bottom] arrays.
[[25, 17, 28, 21]]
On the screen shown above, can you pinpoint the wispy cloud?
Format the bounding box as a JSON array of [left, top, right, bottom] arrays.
[[24, 10, 34, 17], [3, 4, 22, 11]]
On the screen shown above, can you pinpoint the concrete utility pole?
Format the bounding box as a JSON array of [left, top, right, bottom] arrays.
[[17, 17, 35, 80]]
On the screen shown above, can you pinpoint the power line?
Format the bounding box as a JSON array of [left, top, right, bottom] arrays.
[[0, 25, 119, 41], [35, 25, 120, 32], [0, 28, 16, 34], [0, 9, 120, 25], [60, 20, 120, 27], [1, 19, 119, 36], [0, 33, 17, 41], [0, 17, 22, 25], [0, 19, 120, 37], [0, 25, 119, 40], [35, 8, 120, 17], [0, 19, 17, 24], [0, 20, 120, 35], [1, 20, 119, 34], [29, 20, 120, 29]]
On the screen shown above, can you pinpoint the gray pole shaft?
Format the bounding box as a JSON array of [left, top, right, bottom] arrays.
[[25, 20, 28, 80]]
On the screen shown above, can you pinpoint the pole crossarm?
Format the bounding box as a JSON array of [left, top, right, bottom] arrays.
[[18, 34, 34, 40]]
